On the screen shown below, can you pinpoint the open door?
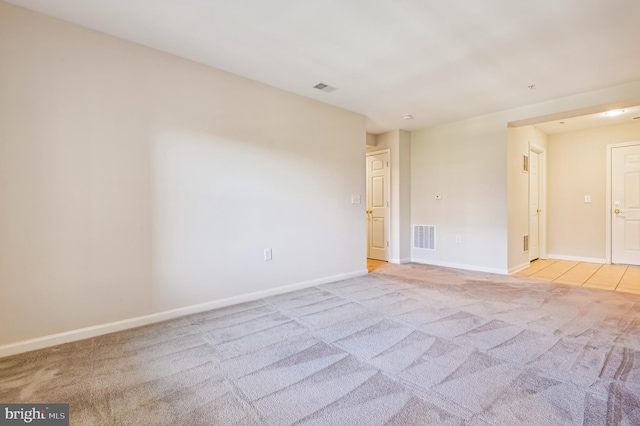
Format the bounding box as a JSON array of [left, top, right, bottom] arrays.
[[366, 151, 389, 261], [529, 150, 540, 261]]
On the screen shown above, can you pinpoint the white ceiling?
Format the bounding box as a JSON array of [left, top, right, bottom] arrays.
[[6, 0, 640, 134], [535, 105, 640, 135]]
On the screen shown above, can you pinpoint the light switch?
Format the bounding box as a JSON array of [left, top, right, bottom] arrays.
[[351, 195, 361, 204], [584, 195, 591, 204], [435, 195, 442, 200]]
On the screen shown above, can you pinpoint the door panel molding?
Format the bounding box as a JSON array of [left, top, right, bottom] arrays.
[[366, 149, 390, 261], [606, 141, 640, 265], [529, 143, 547, 260]]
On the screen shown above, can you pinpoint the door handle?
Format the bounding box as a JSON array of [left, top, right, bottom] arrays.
[[614, 209, 623, 214]]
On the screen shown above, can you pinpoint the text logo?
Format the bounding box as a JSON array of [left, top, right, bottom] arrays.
[[0, 404, 68, 426]]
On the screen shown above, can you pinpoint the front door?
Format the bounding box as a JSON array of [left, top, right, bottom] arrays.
[[612, 144, 640, 265], [366, 152, 389, 261]]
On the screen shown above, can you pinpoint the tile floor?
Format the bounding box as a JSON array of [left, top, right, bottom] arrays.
[[513, 258, 640, 295], [367, 258, 640, 295]]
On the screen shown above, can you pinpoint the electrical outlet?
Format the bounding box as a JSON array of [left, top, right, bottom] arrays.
[[455, 235, 462, 243], [264, 248, 272, 261]]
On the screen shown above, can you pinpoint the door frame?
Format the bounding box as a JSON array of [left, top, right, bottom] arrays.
[[529, 143, 547, 260], [606, 141, 640, 264], [366, 149, 391, 261]]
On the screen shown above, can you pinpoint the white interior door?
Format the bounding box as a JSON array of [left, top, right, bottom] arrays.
[[366, 152, 389, 261], [529, 151, 540, 260], [612, 144, 640, 265]]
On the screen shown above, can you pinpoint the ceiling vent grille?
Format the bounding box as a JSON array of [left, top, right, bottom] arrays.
[[414, 225, 435, 250], [313, 82, 337, 93]]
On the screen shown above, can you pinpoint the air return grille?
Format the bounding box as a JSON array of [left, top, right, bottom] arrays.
[[313, 82, 337, 93], [523, 234, 529, 252], [414, 225, 436, 250]]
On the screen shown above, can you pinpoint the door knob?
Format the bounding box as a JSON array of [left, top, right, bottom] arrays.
[[614, 209, 623, 214]]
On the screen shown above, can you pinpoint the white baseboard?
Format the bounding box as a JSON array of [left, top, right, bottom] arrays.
[[388, 258, 411, 265], [411, 258, 508, 275], [547, 254, 606, 264], [509, 262, 530, 275], [0, 269, 368, 359]]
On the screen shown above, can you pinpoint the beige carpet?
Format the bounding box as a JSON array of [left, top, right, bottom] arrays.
[[1, 263, 640, 425]]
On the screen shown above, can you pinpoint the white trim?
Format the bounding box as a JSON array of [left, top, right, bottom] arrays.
[[388, 258, 411, 264], [606, 141, 640, 264], [509, 262, 530, 275], [366, 148, 391, 155], [0, 269, 367, 359], [411, 258, 508, 275], [547, 254, 606, 264]]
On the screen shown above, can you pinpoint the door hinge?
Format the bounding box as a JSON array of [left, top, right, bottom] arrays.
[[387, 161, 389, 167], [387, 241, 389, 247]]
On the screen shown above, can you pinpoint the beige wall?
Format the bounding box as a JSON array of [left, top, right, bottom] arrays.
[[546, 121, 640, 260], [412, 79, 640, 274], [366, 133, 377, 147], [412, 114, 509, 273], [0, 4, 366, 348], [398, 130, 412, 262]]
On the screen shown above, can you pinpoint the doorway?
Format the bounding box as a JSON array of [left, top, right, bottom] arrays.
[[529, 146, 546, 260], [366, 150, 390, 261]]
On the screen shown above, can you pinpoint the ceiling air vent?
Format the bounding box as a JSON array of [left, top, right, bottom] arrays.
[[313, 82, 337, 93], [414, 225, 435, 250]]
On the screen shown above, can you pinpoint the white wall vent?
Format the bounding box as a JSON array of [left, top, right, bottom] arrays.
[[523, 234, 529, 252], [414, 225, 436, 250]]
